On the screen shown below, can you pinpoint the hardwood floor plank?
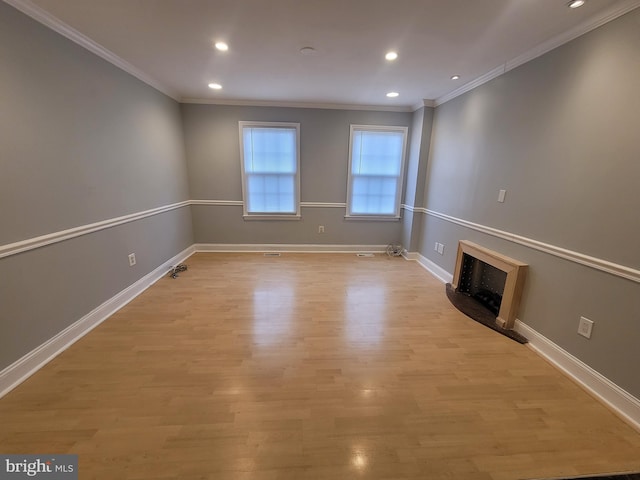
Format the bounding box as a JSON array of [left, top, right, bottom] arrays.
[[1, 253, 639, 480]]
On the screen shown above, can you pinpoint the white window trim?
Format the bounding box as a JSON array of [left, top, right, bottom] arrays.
[[345, 124, 408, 220], [238, 121, 301, 220], [343, 214, 401, 221]]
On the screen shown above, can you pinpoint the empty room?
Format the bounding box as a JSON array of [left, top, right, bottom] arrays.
[[1, 1, 639, 479]]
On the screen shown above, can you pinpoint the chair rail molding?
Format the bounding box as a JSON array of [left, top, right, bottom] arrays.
[[0, 201, 190, 260], [423, 209, 639, 283]]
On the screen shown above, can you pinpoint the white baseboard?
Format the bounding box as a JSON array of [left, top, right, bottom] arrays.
[[0, 245, 196, 399], [404, 252, 640, 431], [5, 244, 638, 435], [401, 251, 418, 261], [194, 243, 388, 253], [403, 251, 454, 284], [515, 320, 640, 432]]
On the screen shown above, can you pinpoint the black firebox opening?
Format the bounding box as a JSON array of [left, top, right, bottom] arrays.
[[457, 253, 507, 316]]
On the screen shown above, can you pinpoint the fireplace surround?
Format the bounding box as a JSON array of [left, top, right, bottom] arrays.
[[452, 241, 528, 330]]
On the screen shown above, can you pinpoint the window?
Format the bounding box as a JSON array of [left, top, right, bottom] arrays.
[[239, 122, 301, 219], [346, 125, 408, 218]]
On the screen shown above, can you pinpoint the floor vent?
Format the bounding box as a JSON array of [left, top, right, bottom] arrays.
[[356, 253, 375, 257], [263, 252, 281, 257]]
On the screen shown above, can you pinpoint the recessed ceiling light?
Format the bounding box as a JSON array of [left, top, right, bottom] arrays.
[[300, 46, 317, 56], [386, 92, 399, 98], [451, 75, 460, 80], [208, 83, 222, 90], [567, 0, 585, 8], [214, 42, 229, 51], [385, 51, 398, 61]]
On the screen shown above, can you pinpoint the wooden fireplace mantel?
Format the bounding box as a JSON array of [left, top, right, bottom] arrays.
[[452, 240, 528, 330]]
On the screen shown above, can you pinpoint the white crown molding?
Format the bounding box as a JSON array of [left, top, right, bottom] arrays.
[[505, 0, 640, 73], [0, 201, 190, 260], [3, 0, 179, 101], [411, 99, 436, 112], [435, 1, 640, 107], [180, 98, 414, 113], [8, 0, 638, 112], [0, 245, 196, 399], [515, 320, 640, 432], [195, 243, 388, 253], [435, 65, 506, 107], [423, 209, 640, 283]]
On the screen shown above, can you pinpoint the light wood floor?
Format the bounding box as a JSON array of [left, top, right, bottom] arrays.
[[1, 253, 639, 480]]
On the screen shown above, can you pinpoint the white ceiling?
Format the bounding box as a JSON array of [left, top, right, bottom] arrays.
[[11, 0, 640, 109]]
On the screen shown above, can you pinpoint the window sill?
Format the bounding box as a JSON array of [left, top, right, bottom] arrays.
[[243, 214, 302, 221], [344, 215, 401, 222]]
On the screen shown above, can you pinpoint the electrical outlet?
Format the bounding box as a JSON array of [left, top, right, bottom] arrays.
[[318, 225, 325, 233], [578, 316, 594, 339], [128, 253, 136, 266], [437, 243, 445, 255], [434, 242, 439, 252]]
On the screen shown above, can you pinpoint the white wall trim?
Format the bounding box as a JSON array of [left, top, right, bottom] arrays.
[[403, 249, 640, 431], [505, 0, 640, 73], [180, 97, 413, 112], [411, 99, 436, 111], [434, 1, 640, 107], [344, 215, 400, 222], [3, 237, 638, 434], [5, 201, 636, 283], [0, 201, 190, 260], [402, 204, 428, 214], [435, 65, 506, 107], [8, 0, 638, 112], [401, 204, 414, 212], [403, 251, 454, 284], [3, 0, 179, 101], [191, 200, 347, 209], [401, 204, 425, 213], [401, 251, 419, 261], [0, 200, 366, 261], [0, 245, 196, 399], [515, 320, 640, 432], [423, 209, 640, 283], [190, 199, 244, 206], [195, 243, 388, 253]]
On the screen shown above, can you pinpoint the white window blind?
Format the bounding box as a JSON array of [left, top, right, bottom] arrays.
[[347, 125, 408, 217], [239, 122, 300, 217]]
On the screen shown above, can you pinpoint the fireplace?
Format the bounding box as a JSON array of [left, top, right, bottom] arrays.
[[457, 254, 507, 316], [451, 241, 527, 330]]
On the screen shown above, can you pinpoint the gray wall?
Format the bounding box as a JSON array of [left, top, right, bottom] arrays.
[[2, 0, 637, 403], [0, 2, 193, 371], [401, 107, 434, 252], [418, 9, 640, 396], [181, 104, 412, 245]]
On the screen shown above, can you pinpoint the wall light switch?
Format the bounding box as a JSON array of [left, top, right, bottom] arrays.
[[498, 189, 507, 203]]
